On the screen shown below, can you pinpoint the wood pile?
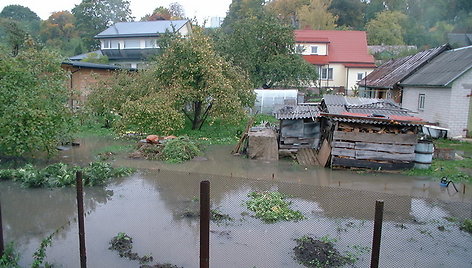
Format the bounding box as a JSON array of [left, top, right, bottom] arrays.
[[330, 123, 418, 170]]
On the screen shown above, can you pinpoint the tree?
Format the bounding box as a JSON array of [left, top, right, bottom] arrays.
[[81, 52, 109, 64], [366, 11, 407, 45], [40, 11, 77, 42], [222, 0, 267, 30], [141, 3, 185, 21], [266, 0, 309, 27], [72, 0, 133, 50], [0, 48, 74, 157], [88, 28, 255, 132], [0, 19, 29, 56], [298, 0, 338, 30], [329, 0, 366, 30], [0, 5, 40, 36], [216, 13, 318, 88]]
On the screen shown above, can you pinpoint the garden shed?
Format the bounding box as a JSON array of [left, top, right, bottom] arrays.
[[275, 104, 321, 152], [320, 95, 425, 170]]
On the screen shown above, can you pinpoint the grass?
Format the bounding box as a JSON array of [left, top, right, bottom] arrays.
[[93, 144, 134, 156], [405, 139, 472, 183], [175, 114, 278, 145]]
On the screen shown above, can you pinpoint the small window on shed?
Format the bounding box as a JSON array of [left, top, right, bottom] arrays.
[[418, 94, 425, 110]]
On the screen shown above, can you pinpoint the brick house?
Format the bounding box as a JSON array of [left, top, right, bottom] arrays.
[[294, 30, 376, 94], [61, 61, 135, 109], [400, 46, 472, 138]]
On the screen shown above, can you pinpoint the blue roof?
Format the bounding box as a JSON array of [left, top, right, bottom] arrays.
[[95, 20, 189, 38]]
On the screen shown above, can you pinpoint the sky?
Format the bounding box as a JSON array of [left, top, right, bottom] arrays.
[[0, 0, 232, 23]]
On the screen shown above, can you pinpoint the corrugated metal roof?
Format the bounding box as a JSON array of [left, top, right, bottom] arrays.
[[95, 20, 188, 38], [294, 30, 375, 65], [400, 46, 472, 87], [321, 95, 421, 123], [327, 115, 423, 126], [359, 44, 450, 89], [275, 105, 321, 120]]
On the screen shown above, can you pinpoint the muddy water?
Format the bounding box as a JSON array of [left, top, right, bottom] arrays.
[[1, 137, 472, 267]]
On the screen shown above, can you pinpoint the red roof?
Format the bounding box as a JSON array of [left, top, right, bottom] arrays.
[[295, 30, 375, 65], [303, 55, 330, 65]]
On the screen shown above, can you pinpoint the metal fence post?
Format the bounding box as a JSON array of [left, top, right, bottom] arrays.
[[0, 199, 4, 257], [76, 171, 87, 268], [370, 200, 384, 268], [200, 180, 210, 268]]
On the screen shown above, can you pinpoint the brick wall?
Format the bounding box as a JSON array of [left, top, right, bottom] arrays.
[[402, 69, 472, 137]]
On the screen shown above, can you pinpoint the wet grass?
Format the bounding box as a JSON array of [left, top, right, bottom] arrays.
[[405, 139, 472, 182]]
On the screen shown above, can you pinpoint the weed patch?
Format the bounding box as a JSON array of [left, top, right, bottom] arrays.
[[293, 236, 350, 267], [0, 162, 134, 188], [459, 219, 472, 234], [160, 136, 203, 163], [245, 191, 305, 223], [0, 242, 20, 268]]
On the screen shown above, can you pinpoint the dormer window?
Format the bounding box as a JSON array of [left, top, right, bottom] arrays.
[[311, 46, 318, 54]]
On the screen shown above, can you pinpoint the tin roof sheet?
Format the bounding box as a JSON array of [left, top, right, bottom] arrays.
[[401, 46, 472, 87], [359, 44, 450, 89], [95, 20, 188, 38], [275, 105, 321, 120]]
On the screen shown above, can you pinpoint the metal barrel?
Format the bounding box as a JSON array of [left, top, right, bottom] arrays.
[[414, 140, 434, 169]]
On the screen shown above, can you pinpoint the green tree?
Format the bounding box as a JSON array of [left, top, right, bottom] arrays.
[[141, 3, 185, 21], [222, 0, 266, 30], [0, 19, 29, 56], [266, 0, 309, 27], [329, 0, 366, 30], [88, 28, 255, 132], [40, 11, 82, 55], [366, 11, 407, 45], [0, 49, 74, 157], [216, 12, 318, 88], [298, 0, 338, 30], [0, 5, 40, 37], [81, 52, 109, 64], [72, 0, 134, 50]]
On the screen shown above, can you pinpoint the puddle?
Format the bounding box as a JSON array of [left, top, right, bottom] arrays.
[[0, 137, 471, 267]]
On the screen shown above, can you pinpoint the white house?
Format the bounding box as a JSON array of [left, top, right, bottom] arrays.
[[294, 30, 376, 94], [401, 46, 472, 138], [71, 20, 192, 69]]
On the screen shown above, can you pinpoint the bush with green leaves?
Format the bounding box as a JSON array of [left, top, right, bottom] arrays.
[[245, 191, 305, 223], [0, 48, 74, 157], [160, 136, 202, 163], [0, 162, 134, 188]]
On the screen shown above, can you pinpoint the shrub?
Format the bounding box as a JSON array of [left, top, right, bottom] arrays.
[[160, 136, 202, 163], [0, 242, 20, 268]]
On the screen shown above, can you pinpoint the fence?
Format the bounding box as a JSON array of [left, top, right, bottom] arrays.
[[0, 169, 471, 267]]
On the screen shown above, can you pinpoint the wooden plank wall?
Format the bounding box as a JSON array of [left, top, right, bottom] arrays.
[[331, 130, 417, 169]]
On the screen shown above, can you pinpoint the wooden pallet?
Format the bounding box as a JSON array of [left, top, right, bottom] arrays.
[[296, 148, 319, 166]]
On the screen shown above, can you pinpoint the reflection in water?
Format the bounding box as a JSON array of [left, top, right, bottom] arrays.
[[0, 137, 471, 267]]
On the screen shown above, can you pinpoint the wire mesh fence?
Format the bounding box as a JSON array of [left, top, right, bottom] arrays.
[[1, 168, 471, 267]]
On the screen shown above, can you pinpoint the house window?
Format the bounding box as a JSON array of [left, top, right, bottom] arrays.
[[145, 39, 157, 48], [124, 39, 140, 48], [103, 40, 111, 49], [418, 94, 425, 110], [320, 67, 333, 80], [311, 46, 318, 54], [110, 40, 120, 49], [357, 72, 365, 81]]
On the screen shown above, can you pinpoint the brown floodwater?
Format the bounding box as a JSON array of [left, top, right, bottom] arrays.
[[0, 137, 471, 267]]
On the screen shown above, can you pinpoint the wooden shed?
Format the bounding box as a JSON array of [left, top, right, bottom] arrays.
[[320, 95, 425, 170], [274, 104, 322, 153]]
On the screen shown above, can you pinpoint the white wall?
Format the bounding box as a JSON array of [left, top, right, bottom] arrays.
[[297, 43, 328, 55], [402, 69, 472, 137], [347, 68, 374, 93]]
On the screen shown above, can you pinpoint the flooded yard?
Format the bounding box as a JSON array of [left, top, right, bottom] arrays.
[[1, 137, 471, 267]]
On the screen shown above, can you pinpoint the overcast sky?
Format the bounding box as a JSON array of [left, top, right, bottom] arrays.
[[0, 0, 232, 23]]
